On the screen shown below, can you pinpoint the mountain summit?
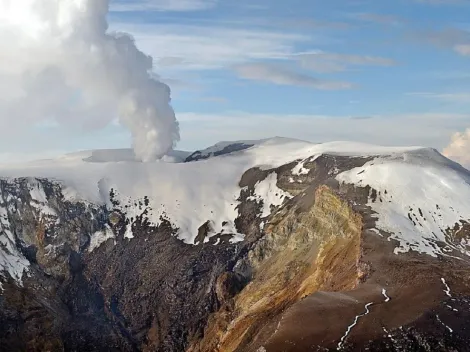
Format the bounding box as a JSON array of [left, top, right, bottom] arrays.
[[1, 138, 469, 351]]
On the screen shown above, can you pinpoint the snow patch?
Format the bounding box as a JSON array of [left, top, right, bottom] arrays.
[[436, 315, 453, 333], [249, 173, 292, 218], [229, 233, 245, 244], [0, 204, 29, 285], [89, 226, 115, 252], [124, 225, 135, 240], [260, 221, 265, 230], [28, 180, 57, 217], [292, 158, 310, 176], [441, 278, 452, 297], [382, 288, 391, 302], [446, 304, 458, 312], [338, 302, 374, 350], [0, 233, 29, 286]]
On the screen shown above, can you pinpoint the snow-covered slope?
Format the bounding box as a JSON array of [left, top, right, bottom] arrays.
[[1, 137, 470, 286], [337, 148, 470, 257], [0, 138, 425, 242]]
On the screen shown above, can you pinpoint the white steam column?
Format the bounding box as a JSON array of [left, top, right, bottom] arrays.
[[0, 0, 180, 161]]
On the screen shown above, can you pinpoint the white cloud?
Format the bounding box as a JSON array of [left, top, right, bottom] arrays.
[[428, 70, 470, 81], [443, 129, 470, 168], [112, 22, 396, 76], [350, 12, 403, 25], [110, 22, 306, 71], [419, 29, 470, 59], [408, 92, 470, 103], [110, 0, 218, 12], [177, 111, 469, 152], [0, 150, 68, 165], [415, 0, 469, 4], [295, 51, 396, 73], [421, 28, 470, 49], [454, 44, 470, 56], [233, 63, 353, 89]]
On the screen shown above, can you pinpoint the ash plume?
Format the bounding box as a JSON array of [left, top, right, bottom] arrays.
[[0, 0, 179, 161]]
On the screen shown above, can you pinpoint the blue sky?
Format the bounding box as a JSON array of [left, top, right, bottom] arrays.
[[106, 0, 470, 151], [1, 0, 470, 161]]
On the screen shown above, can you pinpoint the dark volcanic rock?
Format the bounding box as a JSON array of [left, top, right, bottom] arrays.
[[185, 143, 254, 162], [0, 176, 256, 351]]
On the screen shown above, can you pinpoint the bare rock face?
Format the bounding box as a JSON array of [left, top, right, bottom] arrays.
[[185, 143, 255, 162], [1, 154, 470, 352], [189, 185, 364, 352], [215, 272, 246, 304]]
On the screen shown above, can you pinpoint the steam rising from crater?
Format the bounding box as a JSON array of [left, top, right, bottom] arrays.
[[0, 0, 179, 161]]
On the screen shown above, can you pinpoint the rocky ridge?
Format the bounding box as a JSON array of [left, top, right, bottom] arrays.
[[0, 139, 470, 351]]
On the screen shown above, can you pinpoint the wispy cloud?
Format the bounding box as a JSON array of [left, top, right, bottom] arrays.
[[408, 92, 470, 103], [413, 27, 470, 58], [349, 12, 403, 25], [0, 150, 69, 164], [414, 0, 469, 5], [455, 44, 470, 56], [428, 70, 470, 81], [110, 22, 306, 71], [198, 96, 228, 103], [418, 28, 470, 48], [295, 51, 397, 73], [110, 0, 218, 12], [233, 63, 353, 90], [281, 18, 352, 30], [178, 111, 469, 151], [350, 116, 373, 120]]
